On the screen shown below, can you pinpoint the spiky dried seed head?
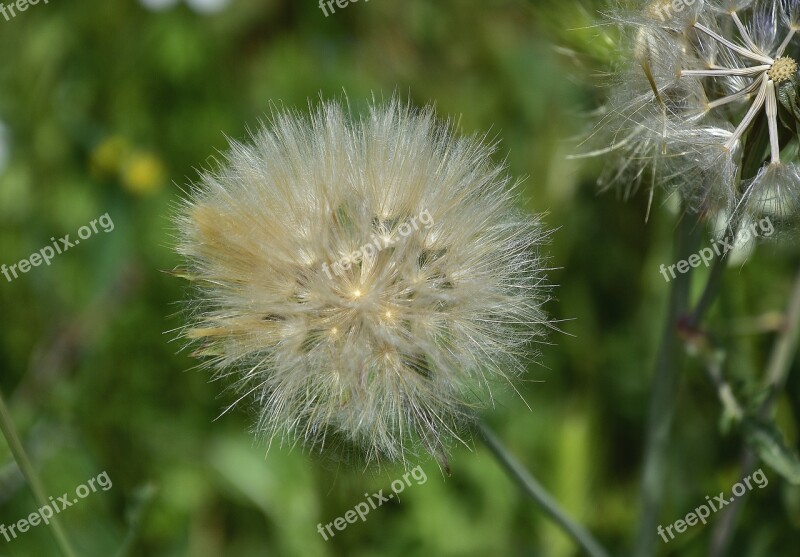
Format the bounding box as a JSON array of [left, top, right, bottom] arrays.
[[581, 0, 800, 224], [175, 98, 552, 466], [768, 57, 798, 82]]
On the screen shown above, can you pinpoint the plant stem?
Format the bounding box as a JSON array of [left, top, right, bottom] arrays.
[[687, 246, 729, 329], [633, 212, 702, 557], [114, 483, 158, 557], [477, 422, 611, 557], [759, 266, 800, 415], [708, 450, 757, 557], [0, 389, 77, 557], [710, 264, 800, 557]]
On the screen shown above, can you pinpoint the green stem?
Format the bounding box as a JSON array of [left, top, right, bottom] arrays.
[[687, 245, 729, 329], [477, 422, 611, 557], [708, 450, 757, 557], [759, 266, 800, 415], [0, 389, 77, 557], [114, 483, 158, 557], [710, 264, 800, 557], [633, 212, 702, 557]]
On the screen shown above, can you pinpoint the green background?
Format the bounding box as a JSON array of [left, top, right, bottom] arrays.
[[0, 0, 798, 555]]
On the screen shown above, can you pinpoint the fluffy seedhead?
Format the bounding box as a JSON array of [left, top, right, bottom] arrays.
[[580, 0, 800, 227], [175, 99, 552, 467]]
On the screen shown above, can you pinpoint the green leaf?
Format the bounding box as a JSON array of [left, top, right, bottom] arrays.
[[744, 418, 800, 485], [776, 79, 800, 137]]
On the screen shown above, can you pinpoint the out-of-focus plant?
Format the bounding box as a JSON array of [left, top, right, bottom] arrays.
[[574, 1, 800, 555]]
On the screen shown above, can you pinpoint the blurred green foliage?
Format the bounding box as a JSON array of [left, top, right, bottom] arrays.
[[0, 0, 798, 555]]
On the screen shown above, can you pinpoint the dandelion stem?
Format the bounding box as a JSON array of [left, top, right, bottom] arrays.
[[477, 422, 611, 557], [633, 211, 701, 557], [710, 265, 800, 557], [708, 450, 759, 557], [759, 266, 800, 413], [0, 388, 77, 557], [686, 231, 734, 330]]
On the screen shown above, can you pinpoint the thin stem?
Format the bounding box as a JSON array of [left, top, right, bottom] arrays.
[[702, 348, 745, 421], [731, 12, 759, 53], [0, 389, 77, 557], [759, 265, 800, 414], [569, 127, 639, 159], [766, 81, 781, 164], [477, 422, 611, 557], [726, 75, 769, 150], [710, 265, 800, 556], [633, 212, 701, 557], [113, 484, 158, 557], [681, 65, 771, 78], [686, 235, 733, 330], [707, 80, 761, 110], [778, 28, 797, 58], [693, 23, 774, 64], [685, 225, 741, 415], [708, 450, 758, 557]]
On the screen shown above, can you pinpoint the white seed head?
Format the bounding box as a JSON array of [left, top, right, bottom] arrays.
[[175, 99, 552, 465], [584, 0, 800, 222]]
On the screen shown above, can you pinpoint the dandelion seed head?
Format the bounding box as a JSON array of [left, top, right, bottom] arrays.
[[176, 98, 552, 466], [582, 0, 800, 224]]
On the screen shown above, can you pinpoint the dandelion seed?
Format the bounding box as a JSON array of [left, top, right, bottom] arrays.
[[741, 161, 800, 218]]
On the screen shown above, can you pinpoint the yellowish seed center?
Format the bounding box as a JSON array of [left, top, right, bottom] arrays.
[[768, 57, 798, 83]]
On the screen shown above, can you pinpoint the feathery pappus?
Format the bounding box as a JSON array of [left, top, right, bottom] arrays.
[[174, 99, 552, 467], [579, 0, 800, 225]]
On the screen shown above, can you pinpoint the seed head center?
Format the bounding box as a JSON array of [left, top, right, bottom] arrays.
[[768, 57, 798, 83]]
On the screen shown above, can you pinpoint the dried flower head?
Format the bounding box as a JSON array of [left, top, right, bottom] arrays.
[[580, 0, 800, 225], [175, 99, 551, 466]]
